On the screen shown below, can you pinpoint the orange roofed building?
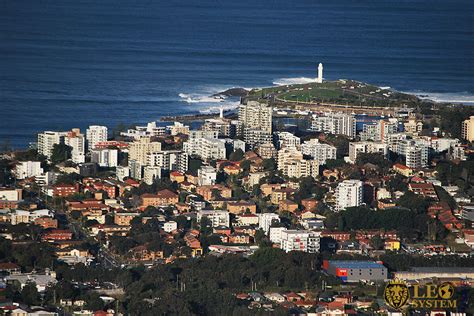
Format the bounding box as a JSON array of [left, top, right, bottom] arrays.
[[141, 189, 179, 208]]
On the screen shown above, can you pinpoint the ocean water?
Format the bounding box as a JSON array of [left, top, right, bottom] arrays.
[[1, 0, 473, 148]]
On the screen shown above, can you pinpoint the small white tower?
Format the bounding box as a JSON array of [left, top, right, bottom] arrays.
[[316, 63, 323, 83]]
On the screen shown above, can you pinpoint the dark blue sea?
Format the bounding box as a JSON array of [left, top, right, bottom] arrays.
[[1, 0, 473, 148]]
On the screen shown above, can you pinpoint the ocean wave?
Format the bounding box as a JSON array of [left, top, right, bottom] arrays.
[[178, 93, 227, 104], [272, 77, 317, 86], [198, 102, 240, 114], [406, 91, 474, 105]]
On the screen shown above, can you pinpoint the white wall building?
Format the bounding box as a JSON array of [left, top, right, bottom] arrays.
[[143, 166, 162, 185], [280, 229, 321, 253], [37, 131, 64, 159], [269, 226, 286, 244], [197, 210, 230, 228], [311, 113, 356, 138], [198, 165, 217, 186], [64, 129, 86, 163], [147, 150, 188, 173], [91, 148, 118, 168], [275, 132, 300, 149], [301, 139, 337, 165], [347, 141, 388, 164], [14, 161, 43, 180], [239, 101, 273, 148], [163, 221, 178, 233], [335, 180, 363, 211], [86, 125, 108, 151], [258, 213, 280, 235], [116, 166, 130, 181], [183, 138, 226, 161]]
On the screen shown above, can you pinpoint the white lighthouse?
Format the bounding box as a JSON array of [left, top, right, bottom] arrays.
[[316, 63, 323, 83]]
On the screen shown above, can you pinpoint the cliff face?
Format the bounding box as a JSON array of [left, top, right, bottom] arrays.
[[213, 88, 249, 98]]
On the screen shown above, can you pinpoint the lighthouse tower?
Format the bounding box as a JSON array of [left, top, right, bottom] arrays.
[[316, 63, 323, 83]]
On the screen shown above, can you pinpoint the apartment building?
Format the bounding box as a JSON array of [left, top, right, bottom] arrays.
[[147, 150, 188, 173], [14, 161, 43, 179], [347, 141, 388, 164], [280, 229, 321, 253], [86, 125, 108, 151], [300, 139, 337, 165], [335, 180, 363, 211], [128, 137, 162, 165], [311, 112, 356, 138]]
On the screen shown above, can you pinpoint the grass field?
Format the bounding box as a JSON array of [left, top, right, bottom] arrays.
[[247, 79, 421, 108]]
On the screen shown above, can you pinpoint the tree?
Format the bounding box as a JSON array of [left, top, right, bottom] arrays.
[[21, 281, 40, 305], [262, 158, 276, 171], [229, 149, 244, 161], [51, 143, 72, 164], [200, 217, 213, 236], [369, 235, 384, 250]]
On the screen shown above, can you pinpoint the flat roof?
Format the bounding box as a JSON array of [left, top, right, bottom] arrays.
[[328, 260, 385, 269]]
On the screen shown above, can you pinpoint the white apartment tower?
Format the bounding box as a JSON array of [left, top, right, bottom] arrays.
[[311, 112, 356, 138], [37, 131, 64, 159], [301, 139, 337, 165], [239, 101, 273, 148], [64, 129, 85, 163], [281, 230, 321, 253], [86, 125, 108, 151], [335, 180, 363, 211]]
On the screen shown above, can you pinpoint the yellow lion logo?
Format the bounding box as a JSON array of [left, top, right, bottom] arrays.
[[384, 280, 410, 309]]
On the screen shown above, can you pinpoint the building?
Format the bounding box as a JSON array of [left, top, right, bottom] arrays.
[[53, 184, 78, 197], [198, 165, 217, 186], [116, 166, 130, 181], [301, 139, 337, 165], [280, 229, 321, 253], [462, 116, 474, 142], [183, 137, 226, 161], [197, 210, 230, 228], [404, 118, 423, 136], [277, 147, 318, 179], [129, 137, 162, 165], [167, 121, 190, 136], [64, 129, 86, 163], [163, 221, 178, 233], [114, 212, 139, 226], [91, 148, 118, 167], [129, 160, 142, 180], [360, 119, 399, 142], [239, 101, 273, 148], [14, 161, 43, 179], [311, 113, 356, 138], [11, 209, 52, 225], [86, 125, 108, 151], [141, 189, 179, 208], [408, 182, 438, 200], [259, 213, 280, 234], [323, 260, 388, 282], [143, 166, 161, 185], [147, 150, 188, 173], [397, 139, 429, 169], [347, 141, 388, 164], [256, 142, 277, 159], [275, 132, 300, 149], [227, 201, 257, 215], [202, 118, 235, 137], [37, 131, 65, 159], [121, 121, 166, 139], [335, 180, 363, 211]]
